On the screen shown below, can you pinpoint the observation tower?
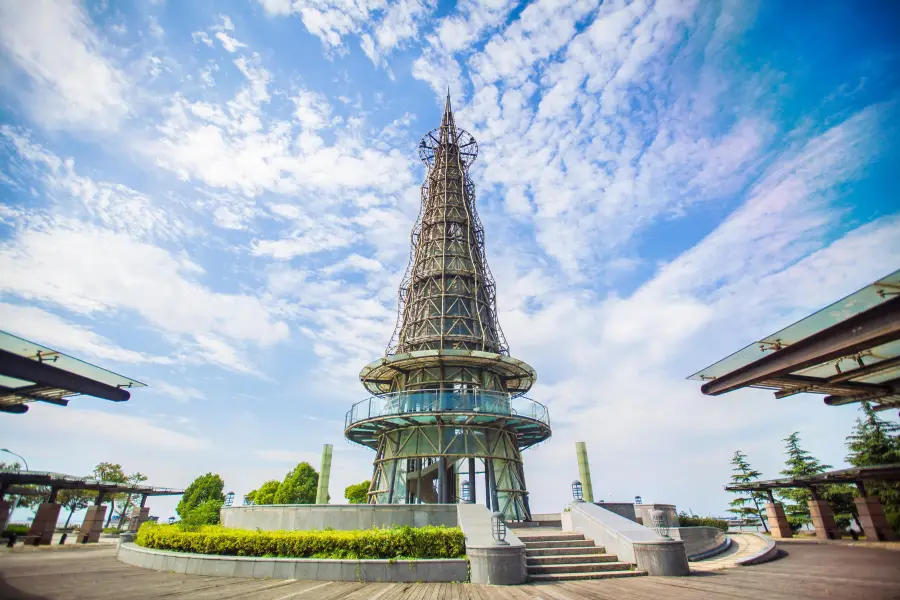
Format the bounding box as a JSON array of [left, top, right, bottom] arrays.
[[344, 94, 551, 521]]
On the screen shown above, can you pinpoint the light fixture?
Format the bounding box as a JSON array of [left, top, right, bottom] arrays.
[[491, 511, 508, 545], [634, 495, 642, 505], [224, 491, 235, 507], [461, 481, 471, 503], [572, 480, 583, 502]]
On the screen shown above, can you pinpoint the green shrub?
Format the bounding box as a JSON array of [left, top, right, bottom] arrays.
[[677, 515, 728, 532], [135, 523, 466, 559], [3, 524, 29, 536]]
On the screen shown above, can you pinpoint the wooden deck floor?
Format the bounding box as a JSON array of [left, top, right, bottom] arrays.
[[0, 541, 898, 599]]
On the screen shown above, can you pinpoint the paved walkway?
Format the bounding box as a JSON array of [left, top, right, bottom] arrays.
[[690, 533, 769, 571], [1, 541, 898, 599]]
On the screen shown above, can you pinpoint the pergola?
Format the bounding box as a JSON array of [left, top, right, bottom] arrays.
[[0, 470, 183, 545], [0, 330, 146, 414], [723, 464, 900, 542], [689, 269, 900, 413]]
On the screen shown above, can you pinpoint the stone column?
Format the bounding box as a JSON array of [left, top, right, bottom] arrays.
[[0, 500, 11, 533], [77, 505, 108, 543], [854, 496, 898, 542], [127, 506, 151, 533], [764, 502, 793, 538], [28, 503, 62, 545], [808, 499, 841, 540]]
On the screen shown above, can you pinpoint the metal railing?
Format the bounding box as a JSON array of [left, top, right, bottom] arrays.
[[345, 389, 549, 429]]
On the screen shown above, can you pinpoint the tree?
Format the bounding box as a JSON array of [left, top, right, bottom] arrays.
[[0, 462, 45, 509], [246, 480, 280, 505], [176, 473, 225, 525], [93, 462, 127, 527], [345, 480, 370, 504], [57, 488, 93, 528], [777, 432, 830, 527], [273, 463, 319, 504], [115, 472, 149, 531], [727, 450, 768, 532], [845, 402, 900, 533]]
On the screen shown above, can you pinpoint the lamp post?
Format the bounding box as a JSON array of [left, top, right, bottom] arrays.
[[461, 480, 471, 503], [572, 480, 583, 502], [491, 511, 508, 545], [634, 495, 642, 505], [224, 491, 235, 507], [0, 449, 28, 471]]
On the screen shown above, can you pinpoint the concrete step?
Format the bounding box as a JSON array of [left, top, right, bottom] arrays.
[[526, 546, 607, 557], [522, 539, 596, 549], [527, 554, 620, 566], [518, 533, 585, 543], [527, 561, 634, 575], [528, 570, 647, 582]]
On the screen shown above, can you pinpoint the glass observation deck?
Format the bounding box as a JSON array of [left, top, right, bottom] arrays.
[[345, 389, 550, 431]]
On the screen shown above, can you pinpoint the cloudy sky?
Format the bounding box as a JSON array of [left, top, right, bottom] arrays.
[[1, 0, 898, 523]]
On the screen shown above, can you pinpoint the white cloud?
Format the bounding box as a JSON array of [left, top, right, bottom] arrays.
[[151, 381, 207, 403], [0, 0, 129, 131], [0, 226, 288, 372], [0, 303, 171, 365], [215, 31, 247, 53]]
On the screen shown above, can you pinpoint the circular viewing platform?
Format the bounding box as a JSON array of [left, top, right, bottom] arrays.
[[344, 390, 551, 450]]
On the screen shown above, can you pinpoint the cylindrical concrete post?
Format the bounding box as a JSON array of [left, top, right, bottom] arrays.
[[468, 457, 476, 504], [575, 442, 594, 503], [316, 444, 333, 505]]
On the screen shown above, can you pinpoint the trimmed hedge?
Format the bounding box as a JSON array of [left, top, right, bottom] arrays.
[[135, 523, 466, 559], [677, 515, 729, 532], [3, 524, 29, 537]]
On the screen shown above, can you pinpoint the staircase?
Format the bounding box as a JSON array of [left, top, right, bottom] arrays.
[[516, 524, 647, 582]]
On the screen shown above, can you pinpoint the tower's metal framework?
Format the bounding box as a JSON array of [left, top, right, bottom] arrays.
[[344, 95, 551, 521]]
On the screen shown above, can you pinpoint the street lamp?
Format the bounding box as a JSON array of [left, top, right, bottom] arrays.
[[0, 449, 28, 471], [634, 495, 642, 505], [224, 491, 235, 507], [572, 480, 583, 502], [461, 481, 471, 503]]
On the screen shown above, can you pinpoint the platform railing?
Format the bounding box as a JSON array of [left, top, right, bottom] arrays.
[[345, 390, 549, 429]]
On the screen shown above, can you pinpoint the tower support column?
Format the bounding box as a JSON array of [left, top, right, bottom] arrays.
[[468, 457, 476, 504]]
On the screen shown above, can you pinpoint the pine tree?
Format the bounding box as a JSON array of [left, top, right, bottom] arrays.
[[776, 432, 831, 527], [727, 450, 768, 532], [845, 402, 900, 534]]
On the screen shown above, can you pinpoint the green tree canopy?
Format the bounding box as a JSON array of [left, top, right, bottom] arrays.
[[776, 432, 831, 525], [93, 462, 127, 527], [177, 473, 225, 525], [345, 480, 370, 504], [273, 462, 319, 504], [247, 480, 280, 505], [845, 402, 900, 534], [727, 450, 767, 532], [58, 488, 93, 528], [0, 461, 46, 509]]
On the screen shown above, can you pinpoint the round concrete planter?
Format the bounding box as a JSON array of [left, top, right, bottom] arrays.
[[116, 543, 468, 583]]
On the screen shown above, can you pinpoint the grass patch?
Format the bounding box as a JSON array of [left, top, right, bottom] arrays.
[[135, 523, 465, 560]]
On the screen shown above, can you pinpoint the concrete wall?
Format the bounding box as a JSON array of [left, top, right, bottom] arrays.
[[595, 503, 637, 521], [221, 504, 458, 531], [633, 504, 678, 528], [666, 527, 727, 559], [117, 542, 468, 583], [567, 502, 689, 576]]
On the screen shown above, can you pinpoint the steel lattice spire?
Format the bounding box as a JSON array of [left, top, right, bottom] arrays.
[[388, 91, 508, 355]]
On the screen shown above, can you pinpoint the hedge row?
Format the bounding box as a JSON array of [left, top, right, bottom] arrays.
[[677, 515, 729, 532], [2, 524, 29, 537], [135, 523, 466, 559]]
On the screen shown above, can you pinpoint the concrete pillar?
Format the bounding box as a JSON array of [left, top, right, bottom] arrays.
[[764, 502, 793, 538], [575, 442, 594, 503], [0, 500, 11, 533], [808, 500, 841, 540], [127, 506, 151, 533], [76, 505, 107, 543], [854, 496, 898, 542], [27, 503, 62, 545], [468, 457, 476, 504], [316, 444, 333, 505]]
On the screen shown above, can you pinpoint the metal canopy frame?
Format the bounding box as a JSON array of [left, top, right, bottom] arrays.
[[689, 269, 900, 411], [0, 331, 146, 414], [0, 470, 184, 497], [724, 464, 900, 492]]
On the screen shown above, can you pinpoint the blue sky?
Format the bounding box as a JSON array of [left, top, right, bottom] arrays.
[[0, 0, 898, 523]]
